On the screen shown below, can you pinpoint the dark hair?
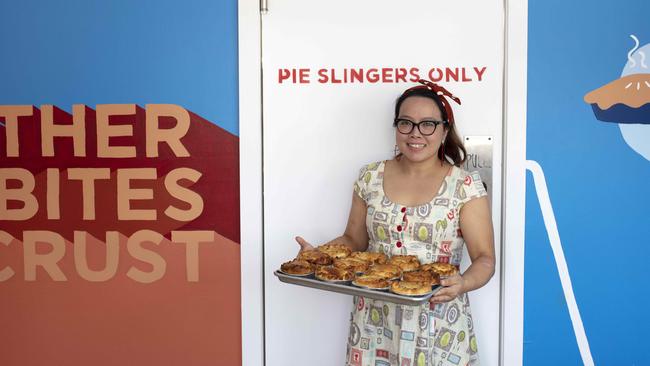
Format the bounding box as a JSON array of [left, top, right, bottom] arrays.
[[394, 87, 467, 166]]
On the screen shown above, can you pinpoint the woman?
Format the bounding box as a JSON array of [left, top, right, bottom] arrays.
[[296, 80, 495, 366]]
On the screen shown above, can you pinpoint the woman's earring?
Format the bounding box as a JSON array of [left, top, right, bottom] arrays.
[[393, 144, 401, 157]]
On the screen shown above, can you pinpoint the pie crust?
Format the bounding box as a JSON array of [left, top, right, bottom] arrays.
[[402, 270, 440, 285], [584, 73, 650, 109], [352, 274, 390, 289], [390, 280, 432, 296], [333, 257, 370, 273], [298, 249, 333, 265], [317, 243, 352, 259], [388, 256, 420, 272], [350, 251, 388, 264], [421, 262, 458, 277], [280, 259, 314, 276], [366, 264, 402, 280], [315, 266, 355, 282], [389, 255, 419, 263]]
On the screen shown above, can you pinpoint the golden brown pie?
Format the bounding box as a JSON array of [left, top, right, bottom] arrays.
[[317, 243, 352, 259], [366, 264, 402, 280], [352, 274, 390, 289], [391, 261, 420, 272], [402, 270, 440, 285], [315, 266, 355, 282], [350, 251, 388, 264], [298, 249, 333, 265], [421, 262, 458, 277], [280, 259, 314, 276], [389, 255, 419, 263], [333, 257, 370, 273], [390, 280, 432, 296], [388, 256, 420, 272]]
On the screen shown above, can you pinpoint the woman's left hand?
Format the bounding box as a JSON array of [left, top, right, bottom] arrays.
[[429, 274, 466, 304]]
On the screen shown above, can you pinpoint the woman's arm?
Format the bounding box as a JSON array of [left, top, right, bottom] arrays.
[[430, 196, 495, 303], [296, 192, 369, 252]]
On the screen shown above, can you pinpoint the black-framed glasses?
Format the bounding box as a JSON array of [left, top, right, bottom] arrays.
[[393, 118, 448, 136]]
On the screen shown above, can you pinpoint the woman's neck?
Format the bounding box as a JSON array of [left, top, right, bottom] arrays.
[[395, 155, 449, 177]]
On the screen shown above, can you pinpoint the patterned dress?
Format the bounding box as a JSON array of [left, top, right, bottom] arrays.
[[345, 160, 487, 366]]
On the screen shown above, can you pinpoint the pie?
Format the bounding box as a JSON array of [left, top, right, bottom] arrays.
[[390, 260, 420, 272], [388, 255, 420, 272], [421, 262, 458, 277], [298, 249, 333, 265], [352, 274, 390, 289], [333, 257, 370, 273], [350, 251, 388, 264], [315, 266, 355, 282], [317, 243, 352, 259], [366, 264, 402, 280], [389, 255, 419, 263], [390, 280, 432, 296], [402, 270, 440, 285], [584, 73, 650, 124], [280, 259, 314, 276]]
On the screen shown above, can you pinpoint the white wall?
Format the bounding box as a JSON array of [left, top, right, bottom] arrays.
[[239, 0, 264, 365], [261, 1, 505, 365]]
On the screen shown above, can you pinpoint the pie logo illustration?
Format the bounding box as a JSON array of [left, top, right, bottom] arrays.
[[584, 73, 650, 123], [584, 34, 650, 161]]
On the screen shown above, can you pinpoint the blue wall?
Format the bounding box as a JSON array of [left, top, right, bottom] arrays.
[[526, 1, 650, 365], [0, 0, 238, 135]]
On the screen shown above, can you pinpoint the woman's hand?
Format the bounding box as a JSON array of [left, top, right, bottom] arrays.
[[295, 236, 315, 253], [429, 274, 466, 304]]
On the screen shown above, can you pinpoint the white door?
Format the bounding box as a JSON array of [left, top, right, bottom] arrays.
[[262, 1, 505, 365]]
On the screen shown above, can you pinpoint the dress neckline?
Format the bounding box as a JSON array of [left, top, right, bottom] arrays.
[[378, 160, 455, 208]]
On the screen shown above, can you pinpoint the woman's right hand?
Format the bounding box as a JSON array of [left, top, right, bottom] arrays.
[[295, 236, 315, 253]]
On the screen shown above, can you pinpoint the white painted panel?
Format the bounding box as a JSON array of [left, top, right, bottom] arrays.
[[239, 1, 264, 365], [501, 1, 528, 365], [262, 1, 504, 365]]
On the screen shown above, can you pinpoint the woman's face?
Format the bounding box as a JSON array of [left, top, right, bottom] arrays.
[[395, 96, 446, 164]]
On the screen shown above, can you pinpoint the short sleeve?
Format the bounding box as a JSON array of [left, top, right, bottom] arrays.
[[353, 165, 370, 202], [353, 162, 380, 203], [460, 170, 488, 204]]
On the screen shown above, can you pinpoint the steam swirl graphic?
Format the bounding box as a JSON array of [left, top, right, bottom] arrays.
[[628, 34, 647, 69]]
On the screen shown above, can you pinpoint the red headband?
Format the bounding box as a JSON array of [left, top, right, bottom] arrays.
[[403, 79, 462, 125]]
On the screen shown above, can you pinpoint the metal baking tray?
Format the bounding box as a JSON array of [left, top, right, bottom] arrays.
[[274, 270, 441, 306]]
